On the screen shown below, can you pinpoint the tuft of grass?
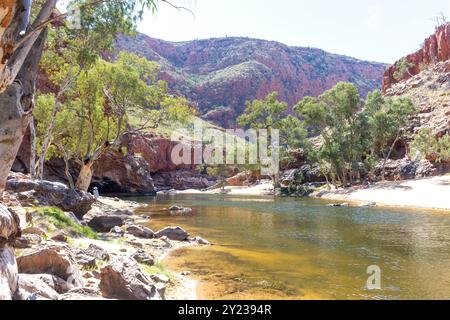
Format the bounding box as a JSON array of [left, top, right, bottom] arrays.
[[35, 207, 98, 239], [139, 262, 176, 282]]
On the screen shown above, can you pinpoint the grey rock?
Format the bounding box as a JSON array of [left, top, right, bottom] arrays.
[[191, 236, 211, 246], [132, 249, 154, 266], [17, 245, 83, 288], [85, 244, 109, 261], [88, 216, 124, 233], [17, 274, 61, 300], [5, 178, 95, 219], [99, 255, 161, 300], [126, 225, 154, 239], [154, 226, 189, 241]]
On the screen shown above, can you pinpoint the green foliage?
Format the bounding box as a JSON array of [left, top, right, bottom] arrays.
[[237, 92, 288, 130], [35, 51, 194, 164], [364, 90, 417, 161], [393, 58, 414, 81], [410, 129, 450, 162], [36, 206, 98, 239], [139, 262, 176, 281], [292, 84, 416, 186], [68, 0, 158, 57]]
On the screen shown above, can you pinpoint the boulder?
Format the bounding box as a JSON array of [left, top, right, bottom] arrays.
[[154, 226, 189, 241], [51, 232, 68, 243], [5, 177, 95, 219], [17, 245, 82, 288], [169, 206, 193, 214], [22, 227, 47, 237], [88, 216, 124, 233], [99, 255, 161, 300], [0, 204, 21, 300], [85, 244, 109, 261], [75, 253, 97, 269], [131, 249, 154, 266], [16, 274, 60, 300], [191, 236, 211, 246], [126, 225, 154, 239], [14, 234, 42, 249], [21, 273, 72, 294]]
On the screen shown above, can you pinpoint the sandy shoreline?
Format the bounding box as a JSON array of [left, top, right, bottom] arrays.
[[166, 175, 450, 212], [168, 181, 276, 196], [311, 175, 450, 211]]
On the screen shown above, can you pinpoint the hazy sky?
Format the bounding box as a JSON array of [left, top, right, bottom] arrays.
[[138, 0, 450, 63]]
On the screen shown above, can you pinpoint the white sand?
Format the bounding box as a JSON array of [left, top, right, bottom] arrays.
[[313, 175, 450, 211], [172, 182, 275, 196]]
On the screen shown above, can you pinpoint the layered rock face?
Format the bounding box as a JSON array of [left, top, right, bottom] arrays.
[[43, 152, 156, 196], [116, 34, 387, 127], [122, 133, 216, 190], [383, 24, 450, 94], [381, 25, 450, 177]]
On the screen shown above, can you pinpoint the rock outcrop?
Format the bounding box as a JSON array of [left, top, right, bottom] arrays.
[[87, 216, 125, 233], [5, 173, 95, 219], [122, 133, 217, 190], [16, 245, 83, 288], [383, 24, 450, 94], [99, 255, 161, 300], [43, 152, 156, 196], [116, 34, 387, 127], [154, 226, 189, 241], [380, 24, 450, 177]]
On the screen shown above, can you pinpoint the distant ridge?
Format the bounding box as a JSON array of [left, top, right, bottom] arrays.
[[116, 33, 387, 126]]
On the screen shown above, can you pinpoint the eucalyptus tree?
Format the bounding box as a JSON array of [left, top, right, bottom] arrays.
[[35, 53, 194, 192], [0, 0, 162, 195], [364, 90, 417, 180]]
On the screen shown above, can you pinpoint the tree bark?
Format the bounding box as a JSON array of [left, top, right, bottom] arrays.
[[0, 0, 54, 194], [0, 82, 32, 193], [381, 136, 401, 181], [76, 161, 94, 192], [38, 97, 61, 180], [0, 204, 21, 300], [30, 117, 37, 178]]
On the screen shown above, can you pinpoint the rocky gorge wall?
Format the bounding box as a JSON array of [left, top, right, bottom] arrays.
[[382, 23, 450, 93], [11, 129, 216, 194]]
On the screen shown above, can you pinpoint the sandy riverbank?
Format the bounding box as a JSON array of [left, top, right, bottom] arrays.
[[168, 175, 450, 211], [312, 175, 450, 211], [168, 181, 276, 196]]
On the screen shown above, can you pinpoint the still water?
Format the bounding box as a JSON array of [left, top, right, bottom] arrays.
[[133, 194, 450, 300]]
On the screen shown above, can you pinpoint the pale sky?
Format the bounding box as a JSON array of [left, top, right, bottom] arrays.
[[138, 0, 450, 64]]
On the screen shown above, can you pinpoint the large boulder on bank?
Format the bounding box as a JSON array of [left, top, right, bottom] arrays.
[[0, 204, 21, 300], [126, 225, 154, 239], [16, 245, 82, 288], [99, 255, 161, 300], [16, 274, 61, 300], [88, 216, 124, 233], [5, 176, 95, 219], [154, 226, 189, 241]]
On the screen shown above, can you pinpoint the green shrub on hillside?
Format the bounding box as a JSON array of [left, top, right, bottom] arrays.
[[36, 207, 98, 239]]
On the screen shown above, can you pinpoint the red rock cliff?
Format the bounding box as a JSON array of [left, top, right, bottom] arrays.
[[382, 23, 450, 93]]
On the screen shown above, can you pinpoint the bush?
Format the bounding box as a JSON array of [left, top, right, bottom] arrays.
[[36, 206, 98, 239]]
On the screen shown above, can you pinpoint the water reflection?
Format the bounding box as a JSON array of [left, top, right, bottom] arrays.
[[132, 194, 450, 300]]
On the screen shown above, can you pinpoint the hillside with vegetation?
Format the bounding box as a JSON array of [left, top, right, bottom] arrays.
[[115, 33, 387, 126]]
